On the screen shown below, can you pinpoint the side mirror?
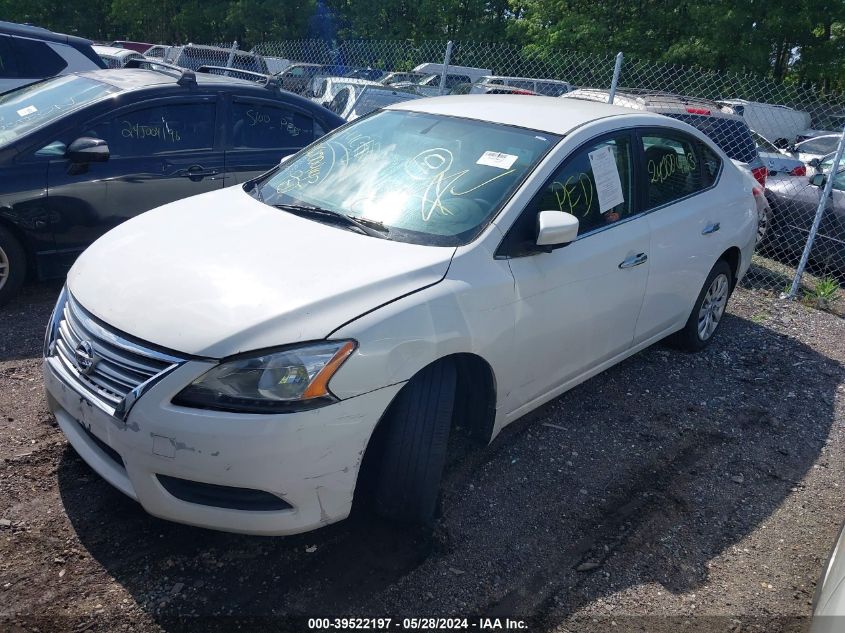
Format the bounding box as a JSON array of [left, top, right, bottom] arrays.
[[808, 158, 821, 168], [66, 137, 109, 163], [536, 210, 579, 251], [810, 173, 826, 187]]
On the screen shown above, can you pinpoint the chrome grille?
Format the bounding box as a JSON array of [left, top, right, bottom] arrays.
[[49, 292, 183, 414]]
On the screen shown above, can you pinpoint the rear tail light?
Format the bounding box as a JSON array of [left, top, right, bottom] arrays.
[[790, 164, 807, 177], [686, 107, 711, 115], [751, 166, 768, 186]]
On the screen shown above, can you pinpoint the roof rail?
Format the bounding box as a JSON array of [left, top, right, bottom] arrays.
[[124, 58, 196, 87], [196, 65, 279, 91]]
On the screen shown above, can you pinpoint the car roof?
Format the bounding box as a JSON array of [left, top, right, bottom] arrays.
[[72, 67, 334, 115], [386, 94, 665, 134], [565, 88, 742, 119], [93, 45, 138, 57], [75, 67, 265, 89], [0, 20, 95, 48]]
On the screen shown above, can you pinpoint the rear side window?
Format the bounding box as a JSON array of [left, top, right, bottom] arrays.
[[666, 114, 757, 164], [12, 38, 67, 77], [228, 101, 315, 149], [640, 132, 715, 209], [90, 102, 216, 157]]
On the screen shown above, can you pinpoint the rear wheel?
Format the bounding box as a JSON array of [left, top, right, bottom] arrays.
[[672, 260, 732, 352], [0, 226, 26, 308], [373, 360, 457, 525]]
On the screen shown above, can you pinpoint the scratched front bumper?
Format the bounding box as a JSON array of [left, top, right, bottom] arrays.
[[44, 357, 402, 535]]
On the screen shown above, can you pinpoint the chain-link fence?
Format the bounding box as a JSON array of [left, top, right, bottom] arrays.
[[178, 38, 844, 312]]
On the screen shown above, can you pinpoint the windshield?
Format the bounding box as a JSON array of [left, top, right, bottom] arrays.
[[254, 110, 558, 245], [0, 76, 119, 148]]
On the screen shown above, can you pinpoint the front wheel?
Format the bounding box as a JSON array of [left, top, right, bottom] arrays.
[[373, 360, 457, 525], [672, 260, 732, 352]]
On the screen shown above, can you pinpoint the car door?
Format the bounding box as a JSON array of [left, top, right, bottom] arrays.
[[223, 96, 321, 185], [634, 128, 733, 342], [500, 131, 650, 408], [47, 96, 224, 259]]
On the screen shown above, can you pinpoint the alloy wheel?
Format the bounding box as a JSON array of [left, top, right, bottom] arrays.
[[0, 244, 9, 292], [697, 273, 729, 341]]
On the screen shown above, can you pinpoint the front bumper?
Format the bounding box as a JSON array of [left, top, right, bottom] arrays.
[[44, 356, 402, 535]]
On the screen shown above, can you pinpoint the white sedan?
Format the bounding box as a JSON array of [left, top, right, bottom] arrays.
[[43, 96, 758, 535]]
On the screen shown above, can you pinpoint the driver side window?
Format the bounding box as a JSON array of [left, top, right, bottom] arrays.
[[535, 133, 634, 236]]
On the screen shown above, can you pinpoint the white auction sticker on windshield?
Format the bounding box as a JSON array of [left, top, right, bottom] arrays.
[[588, 145, 625, 212], [16, 105, 37, 117], [477, 151, 518, 169]]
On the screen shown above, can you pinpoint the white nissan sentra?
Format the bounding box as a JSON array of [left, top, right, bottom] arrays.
[[43, 96, 757, 535]]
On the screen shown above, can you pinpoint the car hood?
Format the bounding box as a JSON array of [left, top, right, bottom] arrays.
[[68, 186, 455, 358]]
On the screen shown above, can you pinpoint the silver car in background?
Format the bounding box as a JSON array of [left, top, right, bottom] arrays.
[[751, 130, 806, 176]]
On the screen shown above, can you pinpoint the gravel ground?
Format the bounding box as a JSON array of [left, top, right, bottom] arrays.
[[0, 281, 843, 633]]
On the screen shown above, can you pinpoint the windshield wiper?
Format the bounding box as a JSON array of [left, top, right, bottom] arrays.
[[272, 203, 390, 239]]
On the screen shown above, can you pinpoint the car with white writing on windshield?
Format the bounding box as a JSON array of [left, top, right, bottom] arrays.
[[0, 62, 342, 306], [43, 95, 757, 536]]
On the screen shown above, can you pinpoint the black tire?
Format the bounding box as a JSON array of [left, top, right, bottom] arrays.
[[0, 225, 26, 308], [672, 260, 732, 352], [373, 360, 457, 525]]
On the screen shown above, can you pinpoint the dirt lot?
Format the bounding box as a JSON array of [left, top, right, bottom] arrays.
[[1, 281, 843, 633]]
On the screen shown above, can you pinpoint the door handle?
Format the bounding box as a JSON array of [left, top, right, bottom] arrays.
[[179, 165, 219, 180], [619, 253, 648, 269], [702, 222, 721, 235]]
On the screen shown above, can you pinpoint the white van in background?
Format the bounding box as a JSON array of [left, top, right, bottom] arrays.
[[718, 99, 811, 147]]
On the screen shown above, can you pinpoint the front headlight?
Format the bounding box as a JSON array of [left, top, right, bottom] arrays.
[[172, 340, 356, 413]]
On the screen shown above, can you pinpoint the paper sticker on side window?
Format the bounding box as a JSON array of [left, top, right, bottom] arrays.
[[587, 145, 625, 212], [477, 150, 518, 169]]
